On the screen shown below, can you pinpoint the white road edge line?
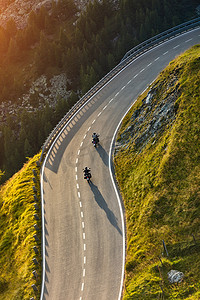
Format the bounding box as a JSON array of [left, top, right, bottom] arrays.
[[109, 85, 149, 300]]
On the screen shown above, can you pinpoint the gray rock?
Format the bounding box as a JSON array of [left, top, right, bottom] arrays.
[[167, 270, 184, 283]]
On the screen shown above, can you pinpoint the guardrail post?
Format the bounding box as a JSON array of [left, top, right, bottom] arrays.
[[31, 284, 38, 293], [32, 258, 38, 265], [33, 234, 39, 242], [32, 186, 37, 193], [34, 213, 39, 220], [33, 224, 39, 231], [32, 169, 37, 177], [32, 270, 38, 279], [33, 246, 39, 254], [34, 203, 39, 211], [33, 194, 38, 202]]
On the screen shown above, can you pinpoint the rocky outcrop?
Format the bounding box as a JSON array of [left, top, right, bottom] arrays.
[[0, 73, 71, 122], [0, 0, 90, 29], [115, 75, 180, 153]]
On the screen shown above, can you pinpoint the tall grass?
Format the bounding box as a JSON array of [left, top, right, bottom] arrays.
[[115, 45, 200, 299], [0, 154, 41, 300]]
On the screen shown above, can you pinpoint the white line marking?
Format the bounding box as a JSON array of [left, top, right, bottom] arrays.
[[84, 256, 86, 264], [140, 68, 145, 72], [80, 142, 83, 147], [87, 126, 91, 131], [84, 244, 86, 251], [80, 297, 82, 300], [80, 201, 82, 208], [83, 134, 86, 139], [121, 85, 125, 90], [163, 51, 168, 55], [103, 105, 107, 110], [173, 44, 180, 49], [77, 183, 79, 189], [154, 57, 160, 61], [83, 269, 85, 277], [147, 62, 152, 67], [81, 211, 84, 218], [109, 102, 137, 300], [76, 175, 78, 180], [82, 222, 85, 229], [98, 111, 102, 116], [109, 98, 113, 103], [127, 79, 132, 84], [78, 150, 80, 155], [83, 233, 85, 239], [185, 38, 192, 42], [115, 92, 119, 96], [76, 158, 78, 164], [134, 74, 138, 78], [92, 119, 96, 124], [75, 167, 77, 172], [81, 283, 84, 291], [78, 192, 81, 198]]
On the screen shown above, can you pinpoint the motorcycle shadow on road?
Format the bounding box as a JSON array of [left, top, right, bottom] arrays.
[[89, 181, 122, 236], [96, 144, 109, 167]]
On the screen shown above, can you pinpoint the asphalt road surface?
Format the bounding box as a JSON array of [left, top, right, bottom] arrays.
[[41, 27, 200, 300]]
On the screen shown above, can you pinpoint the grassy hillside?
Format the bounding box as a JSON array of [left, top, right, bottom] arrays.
[[0, 154, 41, 300], [114, 45, 200, 299]]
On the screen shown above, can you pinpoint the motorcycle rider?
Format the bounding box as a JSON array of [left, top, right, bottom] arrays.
[[92, 132, 99, 144], [83, 167, 91, 179]]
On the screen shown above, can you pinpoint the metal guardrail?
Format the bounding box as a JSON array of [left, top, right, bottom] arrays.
[[40, 16, 200, 162]]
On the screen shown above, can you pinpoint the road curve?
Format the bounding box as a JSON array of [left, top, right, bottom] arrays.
[[41, 28, 200, 300]]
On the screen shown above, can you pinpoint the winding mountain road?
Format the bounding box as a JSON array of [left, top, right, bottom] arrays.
[[41, 27, 200, 300]]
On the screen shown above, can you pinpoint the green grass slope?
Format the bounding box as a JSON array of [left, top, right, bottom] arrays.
[[0, 154, 41, 300], [114, 45, 200, 299]]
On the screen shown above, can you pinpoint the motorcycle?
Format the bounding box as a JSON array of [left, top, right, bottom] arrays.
[[92, 135, 99, 148], [83, 168, 91, 183]]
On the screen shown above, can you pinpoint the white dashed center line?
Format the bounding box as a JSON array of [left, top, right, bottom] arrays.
[[173, 45, 180, 49], [81, 283, 84, 291]]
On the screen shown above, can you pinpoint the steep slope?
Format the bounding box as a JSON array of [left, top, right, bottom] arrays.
[[114, 45, 200, 299], [0, 154, 41, 300]]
